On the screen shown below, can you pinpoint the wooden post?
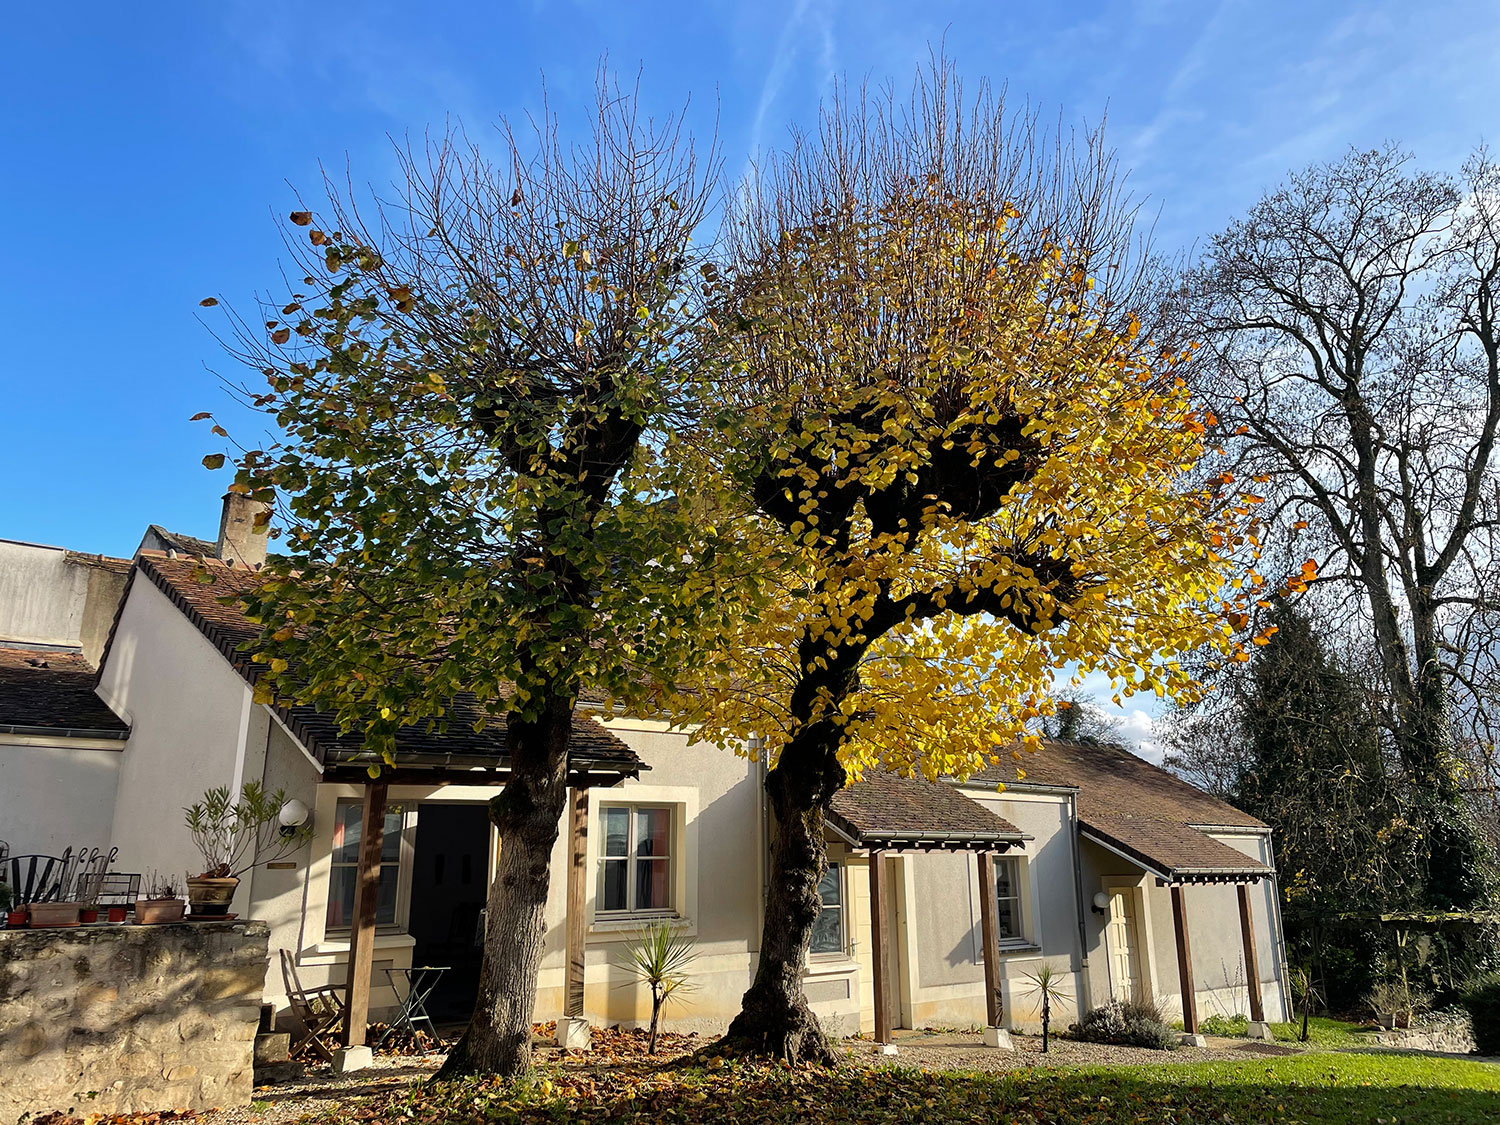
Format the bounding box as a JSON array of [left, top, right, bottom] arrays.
[[1237, 883, 1265, 1023], [1170, 883, 1198, 1036], [869, 850, 892, 1045], [343, 780, 388, 1047], [976, 853, 1002, 1027], [564, 786, 589, 1019]]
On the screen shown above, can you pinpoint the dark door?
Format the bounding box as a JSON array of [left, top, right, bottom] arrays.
[[407, 803, 491, 1023]]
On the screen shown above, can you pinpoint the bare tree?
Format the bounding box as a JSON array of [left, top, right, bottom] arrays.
[[1188, 144, 1500, 908]]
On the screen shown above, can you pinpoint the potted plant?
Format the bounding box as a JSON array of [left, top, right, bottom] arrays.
[[79, 900, 100, 924], [1, 882, 23, 928], [184, 781, 312, 916], [28, 898, 82, 927], [135, 872, 186, 924]]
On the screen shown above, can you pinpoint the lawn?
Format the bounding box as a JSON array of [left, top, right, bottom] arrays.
[[359, 1049, 1500, 1125]]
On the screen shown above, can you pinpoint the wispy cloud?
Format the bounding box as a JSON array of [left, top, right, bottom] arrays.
[[745, 0, 838, 171]]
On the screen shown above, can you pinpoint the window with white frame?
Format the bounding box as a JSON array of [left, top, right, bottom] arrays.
[[994, 857, 1025, 943], [598, 805, 674, 914], [327, 799, 409, 930], [809, 862, 845, 954]]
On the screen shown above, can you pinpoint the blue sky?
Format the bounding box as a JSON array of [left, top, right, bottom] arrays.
[[2, 2, 1497, 738]]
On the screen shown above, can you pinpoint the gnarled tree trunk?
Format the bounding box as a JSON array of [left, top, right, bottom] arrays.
[[438, 697, 573, 1078], [720, 691, 848, 1065]]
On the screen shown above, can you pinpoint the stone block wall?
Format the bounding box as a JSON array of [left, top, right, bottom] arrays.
[[0, 921, 270, 1120]]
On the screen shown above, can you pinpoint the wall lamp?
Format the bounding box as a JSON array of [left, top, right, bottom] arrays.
[[1090, 891, 1111, 916], [278, 798, 312, 839]]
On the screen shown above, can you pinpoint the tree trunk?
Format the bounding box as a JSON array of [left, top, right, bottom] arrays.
[[717, 731, 844, 1065], [438, 697, 574, 1078], [1041, 994, 1050, 1053], [649, 989, 663, 1055]]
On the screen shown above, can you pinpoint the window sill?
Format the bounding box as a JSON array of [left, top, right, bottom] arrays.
[[995, 943, 1043, 957], [588, 913, 688, 936], [804, 955, 859, 975], [311, 932, 417, 957]]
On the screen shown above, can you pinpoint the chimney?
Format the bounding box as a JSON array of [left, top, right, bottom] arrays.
[[217, 492, 272, 568]]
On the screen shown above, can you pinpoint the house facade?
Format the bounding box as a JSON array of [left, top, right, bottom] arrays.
[[0, 501, 1290, 1041]]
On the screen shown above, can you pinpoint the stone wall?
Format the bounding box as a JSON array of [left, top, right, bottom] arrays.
[[0, 921, 270, 1121]]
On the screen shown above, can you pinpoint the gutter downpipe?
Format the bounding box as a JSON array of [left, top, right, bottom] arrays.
[[1069, 791, 1092, 1012], [1265, 833, 1294, 1022]]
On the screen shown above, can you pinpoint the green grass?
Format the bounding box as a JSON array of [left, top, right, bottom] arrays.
[[1072, 1052, 1500, 1123], [1181, 1012, 1375, 1047], [369, 1048, 1499, 1125]]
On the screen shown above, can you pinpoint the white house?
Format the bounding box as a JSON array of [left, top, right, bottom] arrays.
[[0, 500, 1290, 1044]]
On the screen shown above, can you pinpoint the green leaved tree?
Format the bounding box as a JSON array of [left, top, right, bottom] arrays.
[[205, 79, 750, 1077]]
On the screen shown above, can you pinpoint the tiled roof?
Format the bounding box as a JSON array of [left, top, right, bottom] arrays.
[[62, 551, 132, 576], [970, 739, 1268, 883], [0, 647, 129, 738], [973, 738, 1264, 829], [114, 554, 643, 781], [829, 771, 1028, 852], [1081, 814, 1270, 882], [141, 525, 218, 558]]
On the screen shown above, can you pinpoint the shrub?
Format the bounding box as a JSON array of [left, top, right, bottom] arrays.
[[1460, 973, 1500, 1056], [1072, 997, 1179, 1051], [1198, 1013, 1250, 1037]]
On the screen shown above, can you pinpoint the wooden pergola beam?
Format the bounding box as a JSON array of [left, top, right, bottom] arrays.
[[564, 786, 589, 1020], [1237, 883, 1265, 1024], [869, 850, 892, 1045], [1170, 883, 1198, 1036], [976, 853, 1002, 1027], [343, 780, 388, 1047]]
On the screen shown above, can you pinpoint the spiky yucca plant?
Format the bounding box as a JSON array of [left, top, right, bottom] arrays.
[[621, 922, 698, 1054]]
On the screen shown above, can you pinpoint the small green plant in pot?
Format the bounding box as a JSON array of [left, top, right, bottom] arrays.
[[184, 781, 312, 916], [618, 921, 698, 1054]]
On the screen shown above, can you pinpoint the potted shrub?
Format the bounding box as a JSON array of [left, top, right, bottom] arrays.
[[135, 873, 186, 924], [184, 781, 312, 916]]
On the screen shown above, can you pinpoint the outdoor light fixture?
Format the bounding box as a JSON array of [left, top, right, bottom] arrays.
[[278, 798, 311, 839], [1091, 891, 1111, 915]]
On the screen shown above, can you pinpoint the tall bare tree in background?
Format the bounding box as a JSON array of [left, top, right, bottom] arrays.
[[1187, 144, 1500, 907]]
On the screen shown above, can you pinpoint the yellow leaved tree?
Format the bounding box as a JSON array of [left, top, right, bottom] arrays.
[[676, 67, 1265, 1062]]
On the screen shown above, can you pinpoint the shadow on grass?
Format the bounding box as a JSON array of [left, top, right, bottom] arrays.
[[394, 1055, 1500, 1125]]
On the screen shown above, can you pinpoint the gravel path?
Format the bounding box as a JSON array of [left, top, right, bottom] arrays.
[[843, 1029, 1302, 1071]]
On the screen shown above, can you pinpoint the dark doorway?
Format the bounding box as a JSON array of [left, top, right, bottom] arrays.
[[408, 803, 491, 1023]]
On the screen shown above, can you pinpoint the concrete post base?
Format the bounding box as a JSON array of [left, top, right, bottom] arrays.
[[1180, 1033, 1208, 1048], [873, 1042, 899, 1056], [331, 1045, 373, 1073], [1245, 1021, 1273, 1040], [556, 1016, 592, 1050], [983, 1026, 1014, 1050]]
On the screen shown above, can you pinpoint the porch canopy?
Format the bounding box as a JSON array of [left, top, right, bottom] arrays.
[[117, 554, 647, 1052], [1079, 811, 1272, 1036], [828, 773, 1030, 1043]]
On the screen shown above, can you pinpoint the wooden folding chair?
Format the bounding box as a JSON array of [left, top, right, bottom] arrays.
[[280, 949, 347, 1062]]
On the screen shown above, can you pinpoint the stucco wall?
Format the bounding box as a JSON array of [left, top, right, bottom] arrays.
[[0, 540, 127, 663], [0, 736, 121, 858], [97, 578, 252, 888], [0, 921, 269, 1119]]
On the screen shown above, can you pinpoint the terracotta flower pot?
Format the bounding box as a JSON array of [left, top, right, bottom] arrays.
[[5, 910, 27, 928], [186, 876, 240, 916], [134, 897, 186, 924], [107, 906, 128, 923], [80, 908, 99, 924], [28, 901, 82, 927]]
